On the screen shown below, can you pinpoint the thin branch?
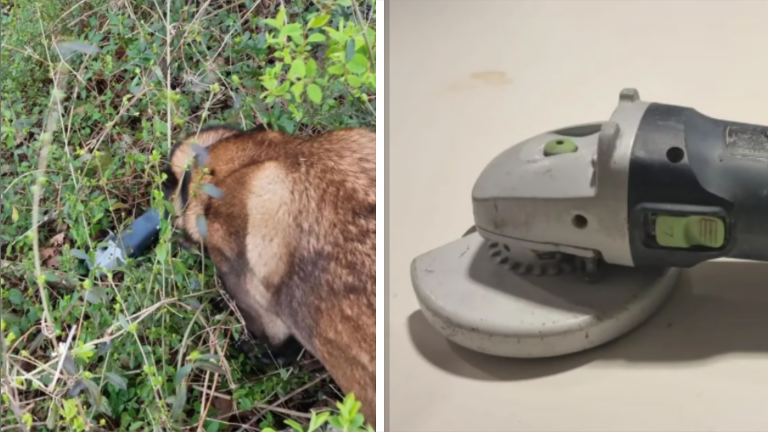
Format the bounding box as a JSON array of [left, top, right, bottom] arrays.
[[351, 0, 375, 70], [0, 386, 30, 432], [30, 49, 72, 341], [193, 385, 316, 420], [47, 324, 77, 392]]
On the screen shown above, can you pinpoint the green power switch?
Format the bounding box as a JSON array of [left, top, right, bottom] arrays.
[[655, 215, 725, 249]]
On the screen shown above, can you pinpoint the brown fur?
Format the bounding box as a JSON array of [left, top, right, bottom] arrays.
[[161, 125, 376, 425]]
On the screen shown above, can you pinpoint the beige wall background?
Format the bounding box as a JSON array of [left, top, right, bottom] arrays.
[[389, 1, 768, 431]]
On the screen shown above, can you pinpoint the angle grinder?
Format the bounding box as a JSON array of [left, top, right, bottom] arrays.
[[411, 88, 768, 358]]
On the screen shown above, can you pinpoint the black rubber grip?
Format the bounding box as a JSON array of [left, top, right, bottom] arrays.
[[627, 103, 768, 268]]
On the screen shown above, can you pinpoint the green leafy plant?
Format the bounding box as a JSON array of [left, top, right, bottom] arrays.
[[1, 0, 375, 430], [264, 393, 375, 432]]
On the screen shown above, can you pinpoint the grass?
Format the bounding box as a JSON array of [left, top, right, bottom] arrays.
[[0, 0, 376, 430]]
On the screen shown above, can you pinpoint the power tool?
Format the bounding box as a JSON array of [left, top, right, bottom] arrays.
[[410, 88, 768, 358], [85, 209, 162, 276]]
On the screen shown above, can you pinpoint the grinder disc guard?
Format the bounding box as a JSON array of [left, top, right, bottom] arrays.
[[409, 87, 768, 357], [412, 232, 680, 358]]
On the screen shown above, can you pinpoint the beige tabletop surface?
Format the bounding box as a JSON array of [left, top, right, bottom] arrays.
[[388, 1, 768, 431]]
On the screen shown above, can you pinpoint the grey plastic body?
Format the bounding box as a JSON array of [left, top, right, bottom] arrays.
[[411, 231, 680, 358], [471, 88, 648, 267]]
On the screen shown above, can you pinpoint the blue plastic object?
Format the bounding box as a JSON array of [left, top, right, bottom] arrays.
[[88, 208, 162, 275]]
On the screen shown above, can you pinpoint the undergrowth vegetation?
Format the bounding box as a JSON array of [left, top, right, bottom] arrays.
[[0, 0, 376, 430]]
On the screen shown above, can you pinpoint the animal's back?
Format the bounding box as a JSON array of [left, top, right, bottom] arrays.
[[291, 129, 377, 424], [200, 127, 377, 424]]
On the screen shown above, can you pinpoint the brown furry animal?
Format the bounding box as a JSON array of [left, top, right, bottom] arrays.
[[161, 124, 376, 425]]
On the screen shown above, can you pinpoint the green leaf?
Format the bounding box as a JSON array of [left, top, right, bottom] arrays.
[[44, 272, 60, 283], [274, 80, 291, 96], [325, 27, 348, 44], [174, 364, 194, 387], [70, 249, 89, 261], [350, 413, 365, 430], [94, 149, 113, 172], [110, 202, 130, 211], [291, 82, 305, 101], [279, 23, 302, 40], [289, 33, 304, 45], [262, 77, 277, 91], [327, 416, 343, 430], [97, 341, 112, 357], [47, 402, 58, 429], [328, 63, 345, 75], [97, 397, 113, 418], [193, 361, 226, 376], [346, 75, 363, 88], [288, 58, 306, 80], [83, 285, 107, 304], [276, 7, 287, 27], [72, 343, 96, 362], [11, 206, 19, 223], [170, 384, 187, 420], [283, 419, 304, 432], [308, 15, 330, 29], [194, 353, 220, 362], [22, 413, 33, 429], [155, 242, 168, 262], [339, 393, 360, 418], [153, 118, 168, 135], [347, 54, 369, 74], [262, 18, 281, 30], [63, 355, 77, 375], [81, 378, 102, 408], [308, 412, 330, 432], [307, 84, 323, 104], [337, 0, 352, 6], [307, 33, 326, 44], [105, 372, 127, 390], [68, 379, 101, 408], [174, 361, 224, 387], [345, 39, 356, 63], [306, 59, 318, 78], [9, 289, 23, 305], [63, 398, 78, 420], [117, 314, 130, 331]]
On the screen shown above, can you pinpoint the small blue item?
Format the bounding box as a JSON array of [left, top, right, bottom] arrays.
[[87, 208, 162, 275]]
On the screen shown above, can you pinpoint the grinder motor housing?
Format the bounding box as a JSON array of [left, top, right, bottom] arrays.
[[472, 88, 768, 270]]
